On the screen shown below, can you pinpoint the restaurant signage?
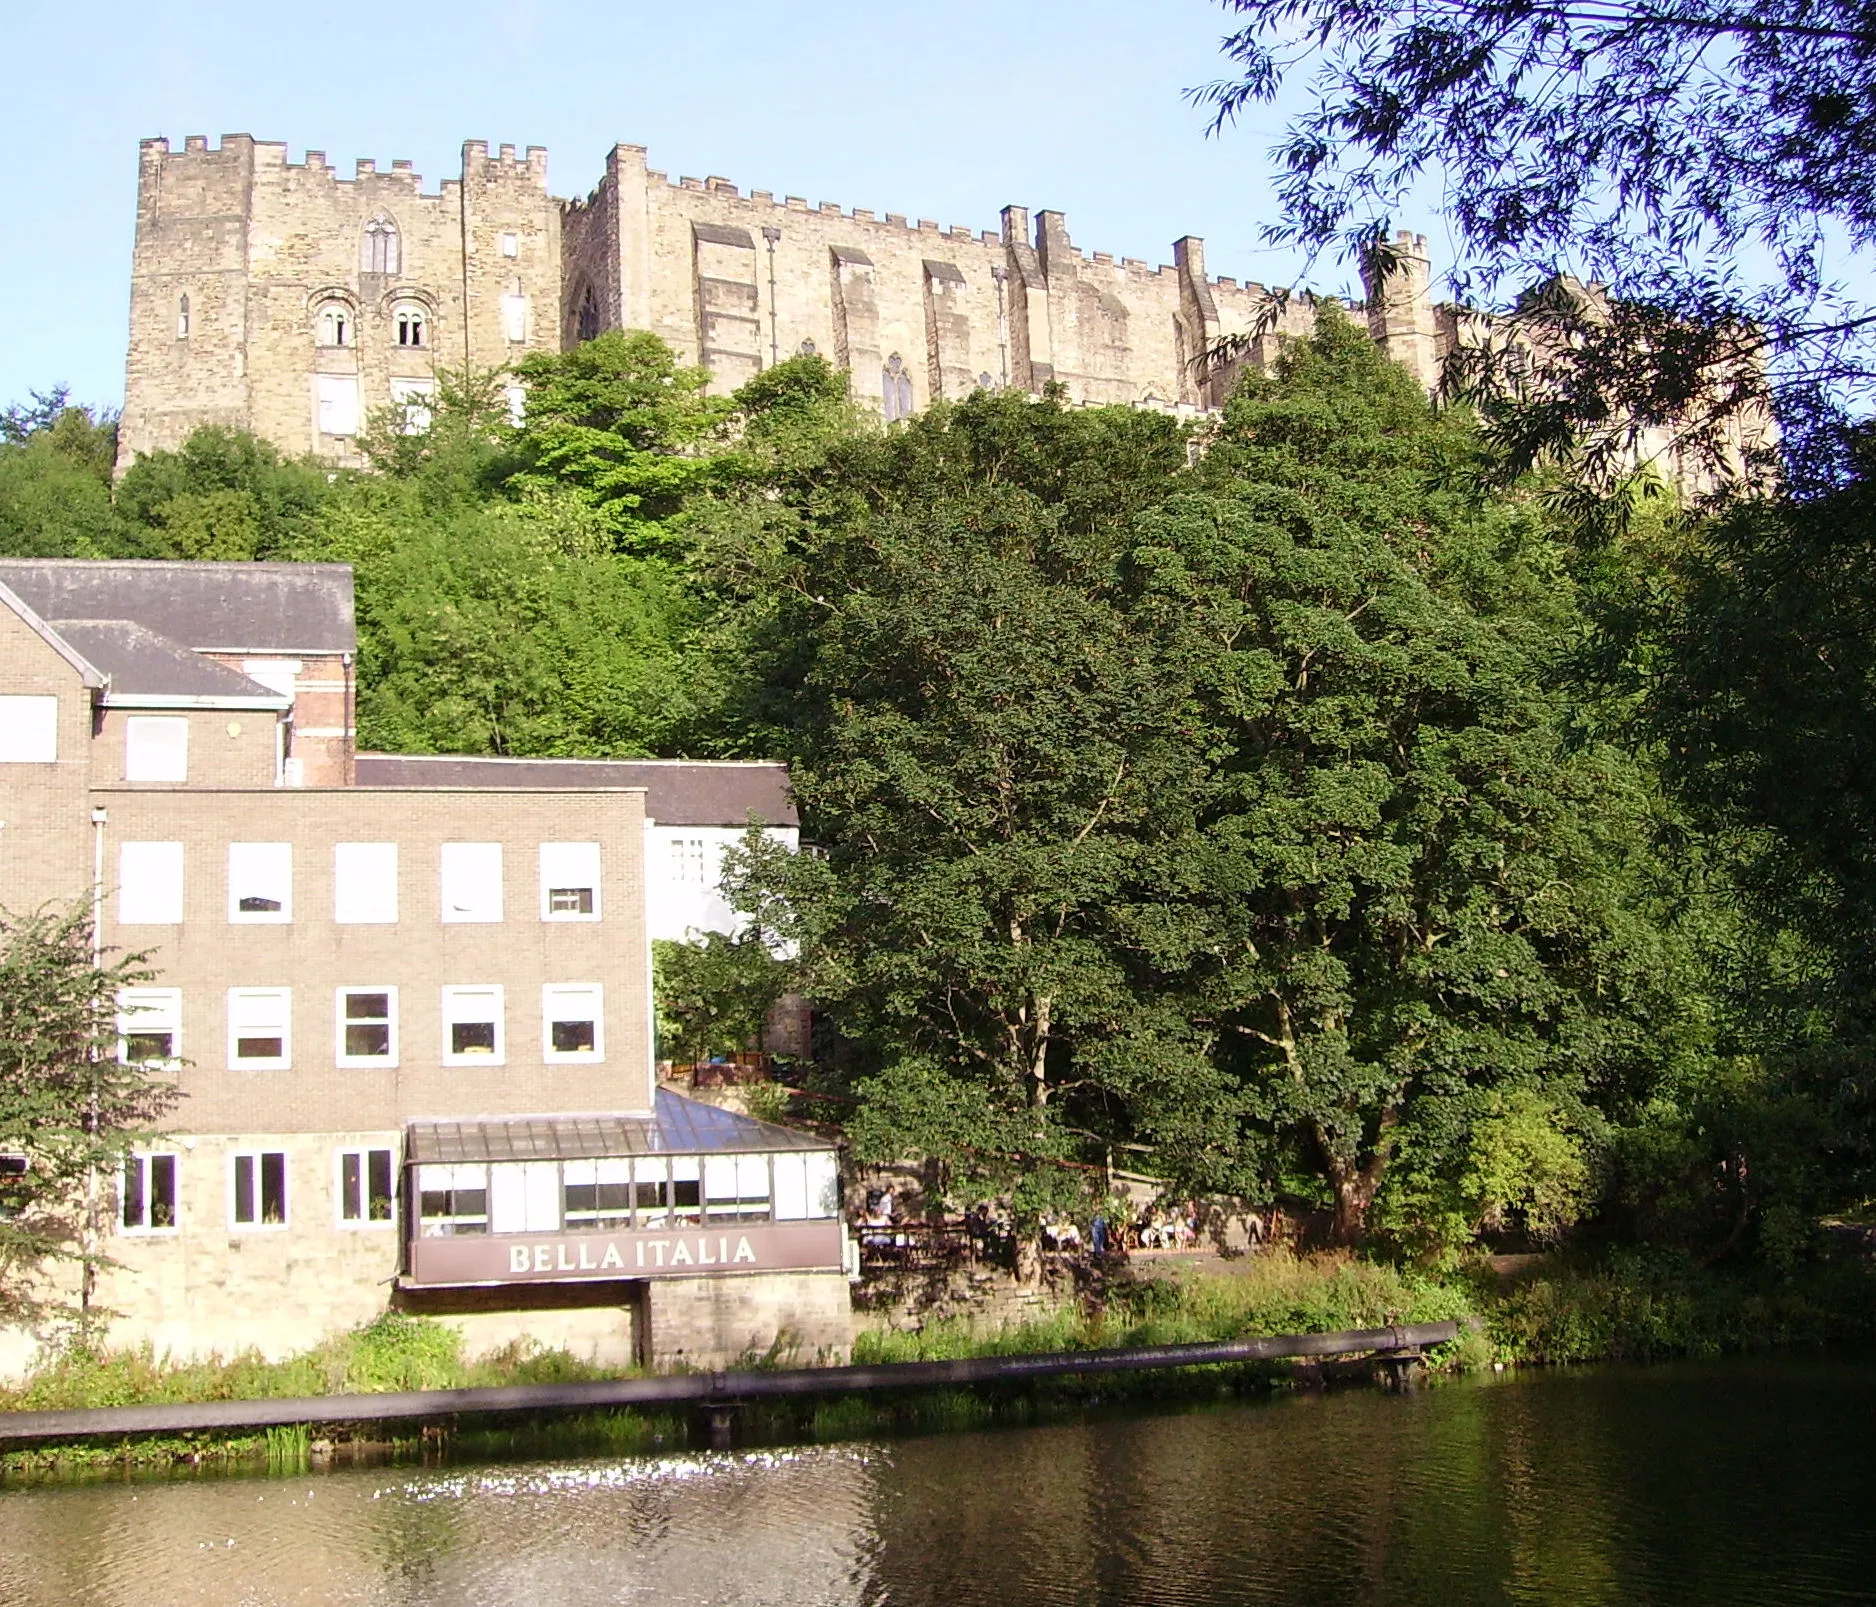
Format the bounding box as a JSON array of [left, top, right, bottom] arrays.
[[407, 1220, 845, 1286]]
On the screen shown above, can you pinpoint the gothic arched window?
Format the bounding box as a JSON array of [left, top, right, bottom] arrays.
[[316, 304, 351, 348], [394, 305, 426, 348], [176, 295, 190, 339], [363, 217, 400, 276], [577, 283, 600, 343], [881, 353, 914, 422]]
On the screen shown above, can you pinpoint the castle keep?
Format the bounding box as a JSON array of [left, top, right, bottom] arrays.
[[117, 134, 1453, 468]]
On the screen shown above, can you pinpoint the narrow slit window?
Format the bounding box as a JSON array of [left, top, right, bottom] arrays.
[[231, 1150, 288, 1229], [176, 294, 190, 339], [228, 842, 291, 922], [881, 353, 914, 422], [337, 1147, 395, 1227], [227, 987, 291, 1069], [117, 988, 181, 1067], [539, 841, 600, 920], [337, 988, 397, 1067], [542, 983, 603, 1062], [363, 217, 400, 275], [121, 1152, 179, 1233], [442, 986, 504, 1065]]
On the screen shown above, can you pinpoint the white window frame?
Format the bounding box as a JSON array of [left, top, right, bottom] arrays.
[[227, 987, 291, 1070], [0, 695, 58, 763], [117, 841, 184, 925], [117, 987, 182, 1069], [542, 983, 604, 1063], [440, 842, 503, 923], [335, 986, 398, 1069], [335, 1146, 397, 1230], [228, 842, 292, 923], [442, 985, 505, 1066], [501, 293, 529, 343], [669, 835, 709, 887], [334, 842, 398, 924], [229, 1149, 289, 1232], [389, 375, 435, 433], [124, 716, 187, 782], [539, 841, 601, 922], [120, 1151, 180, 1235], [315, 373, 361, 437]]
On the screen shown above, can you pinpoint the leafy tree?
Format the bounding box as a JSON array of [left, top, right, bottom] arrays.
[[510, 331, 735, 555], [0, 902, 177, 1327], [728, 388, 1207, 1216], [653, 931, 795, 1068], [296, 487, 717, 757], [0, 389, 134, 558], [116, 426, 333, 559], [1193, 0, 1875, 477], [1137, 311, 1702, 1240]]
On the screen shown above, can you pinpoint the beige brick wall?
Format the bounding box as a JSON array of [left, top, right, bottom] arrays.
[[98, 785, 655, 1133], [0, 606, 94, 916]]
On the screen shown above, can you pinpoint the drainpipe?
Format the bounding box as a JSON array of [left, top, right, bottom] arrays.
[[762, 227, 782, 368], [83, 804, 107, 1330]]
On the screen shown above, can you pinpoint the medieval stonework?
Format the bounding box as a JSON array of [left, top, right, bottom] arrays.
[[117, 134, 1460, 471]]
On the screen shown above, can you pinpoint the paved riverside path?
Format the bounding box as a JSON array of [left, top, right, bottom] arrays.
[[0, 1322, 1462, 1444]]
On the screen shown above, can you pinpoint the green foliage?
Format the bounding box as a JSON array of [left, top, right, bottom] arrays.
[[0, 902, 176, 1326], [510, 331, 734, 555], [0, 390, 135, 558], [116, 426, 333, 559], [653, 924, 794, 1066], [302, 488, 715, 756]]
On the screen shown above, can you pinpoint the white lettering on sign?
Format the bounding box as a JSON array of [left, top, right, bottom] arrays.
[[495, 1233, 765, 1278]]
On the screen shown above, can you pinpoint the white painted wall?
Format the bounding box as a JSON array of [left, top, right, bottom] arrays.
[[644, 823, 798, 942]]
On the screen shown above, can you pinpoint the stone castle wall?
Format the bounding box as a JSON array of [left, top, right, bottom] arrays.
[[119, 134, 1447, 469]]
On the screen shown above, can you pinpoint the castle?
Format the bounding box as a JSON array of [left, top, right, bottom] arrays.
[[116, 134, 1459, 469]]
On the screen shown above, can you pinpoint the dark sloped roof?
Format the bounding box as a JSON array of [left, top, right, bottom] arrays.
[[407, 1089, 830, 1163], [48, 619, 287, 703], [0, 560, 355, 654], [354, 754, 797, 827]]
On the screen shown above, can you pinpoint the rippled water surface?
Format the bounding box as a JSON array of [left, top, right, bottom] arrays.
[[4, 1357, 1875, 1606]]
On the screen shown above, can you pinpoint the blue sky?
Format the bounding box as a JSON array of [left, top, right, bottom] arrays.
[[0, 0, 1431, 413]]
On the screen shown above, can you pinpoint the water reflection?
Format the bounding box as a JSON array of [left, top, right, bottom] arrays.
[[2, 1359, 1872, 1606]]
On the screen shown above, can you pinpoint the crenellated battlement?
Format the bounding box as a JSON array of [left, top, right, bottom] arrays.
[[122, 129, 1449, 469]]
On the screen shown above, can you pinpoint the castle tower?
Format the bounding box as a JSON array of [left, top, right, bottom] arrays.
[[1360, 230, 1440, 393], [117, 137, 561, 473]]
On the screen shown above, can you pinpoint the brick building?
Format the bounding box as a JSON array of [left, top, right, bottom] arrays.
[[0, 559, 847, 1379]]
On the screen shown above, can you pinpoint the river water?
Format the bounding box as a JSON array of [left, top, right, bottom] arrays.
[[3, 1357, 1873, 1606]]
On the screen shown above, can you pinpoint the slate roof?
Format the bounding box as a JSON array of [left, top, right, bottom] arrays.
[[0, 560, 356, 654], [47, 620, 286, 703], [406, 1088, 831, 1163], [353, 754, 798, 827]]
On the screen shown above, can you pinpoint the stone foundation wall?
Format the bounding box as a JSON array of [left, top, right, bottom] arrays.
[[643, 1270, 853, 1369]]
